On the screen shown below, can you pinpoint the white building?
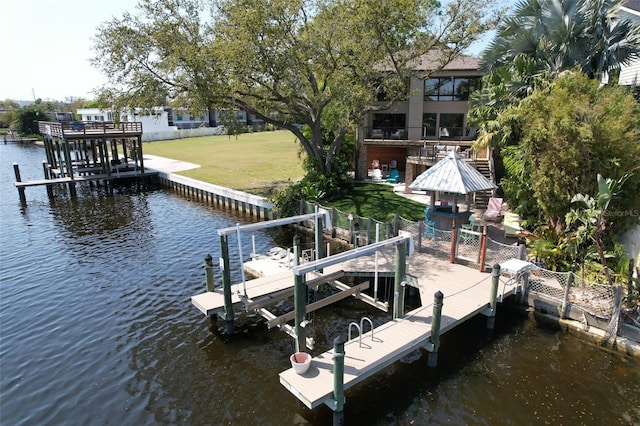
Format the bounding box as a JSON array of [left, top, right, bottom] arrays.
[[620, 1, 640, 86]]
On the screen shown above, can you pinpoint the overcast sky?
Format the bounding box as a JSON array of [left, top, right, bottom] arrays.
[[0, 0, 495, 103]]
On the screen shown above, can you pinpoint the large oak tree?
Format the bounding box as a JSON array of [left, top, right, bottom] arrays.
[[92, 0, 498, 176]]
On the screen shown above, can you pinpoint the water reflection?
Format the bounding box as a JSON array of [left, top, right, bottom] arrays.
[[1, 143, 638, 425]]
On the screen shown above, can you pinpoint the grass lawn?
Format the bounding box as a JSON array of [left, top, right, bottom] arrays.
[[143, 131, 427, 221], [143, 130, 306, 196], [323, 182, 426, 222]]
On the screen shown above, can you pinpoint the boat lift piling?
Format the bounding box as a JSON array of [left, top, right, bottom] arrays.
[[216, 211, 330, 335], [486, 264, 501, 330], [204, 254, 214, 292], [426, 291, 444, 367]]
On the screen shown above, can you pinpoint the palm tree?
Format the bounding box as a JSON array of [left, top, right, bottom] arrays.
[[481, 0, 640, 79]]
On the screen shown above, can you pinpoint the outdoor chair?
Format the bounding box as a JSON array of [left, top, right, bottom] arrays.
[[386, 169, 400, 183], [424, 207, 437, 239], [483, 197, 503, 222]]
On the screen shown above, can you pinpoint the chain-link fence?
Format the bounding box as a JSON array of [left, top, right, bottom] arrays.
[[299, 199, 619, 323]]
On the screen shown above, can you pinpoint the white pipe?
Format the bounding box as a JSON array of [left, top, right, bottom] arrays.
[[374, 223, 380, 301], [237, 223, 247, 296]]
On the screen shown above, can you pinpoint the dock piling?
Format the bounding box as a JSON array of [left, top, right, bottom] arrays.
[[487, 264, 501, 330], [427, 291, 444, 367], [204, 254, 214, 292], [393, 242, 407, 319], [42, 161, 53, 197], [220, 234, 234, 334], [332, 335, 346, 426], [13, 163, 26, 205]]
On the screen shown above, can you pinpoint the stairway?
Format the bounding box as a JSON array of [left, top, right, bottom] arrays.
[[471, 158, 493, 210]]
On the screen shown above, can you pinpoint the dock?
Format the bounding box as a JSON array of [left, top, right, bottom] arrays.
[[190, 217, 529, 416], [279, 251, 516, 409], [12, 121, 152, 203]]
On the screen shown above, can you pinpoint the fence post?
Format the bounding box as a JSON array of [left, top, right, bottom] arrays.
[[518, 242, 527, 260], [449, 220, 456, 264], [394, 214, 399, 236], [561, 271, 574, 319], [417, 221, 424, 250], [478, 225, 488, 271]]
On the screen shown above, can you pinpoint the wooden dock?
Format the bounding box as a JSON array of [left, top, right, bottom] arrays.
[[279, 251, 519, 409]]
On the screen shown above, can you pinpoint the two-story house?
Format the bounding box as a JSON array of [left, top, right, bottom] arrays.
[[357, 50, 491, 195]]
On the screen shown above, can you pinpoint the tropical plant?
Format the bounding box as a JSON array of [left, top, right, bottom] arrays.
[[566, 174, 631, 286], [497, 72, 640, 234], [481, 0, 640, 80]]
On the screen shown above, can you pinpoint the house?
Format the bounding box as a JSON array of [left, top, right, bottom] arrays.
[[357, 49, 491, 195], [619, 0, 640, 86]]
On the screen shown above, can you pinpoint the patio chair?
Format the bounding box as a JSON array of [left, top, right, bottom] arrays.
[[424, 207, 437, 239], [483, 197, 503, 222], [386, 169, 400, 183]]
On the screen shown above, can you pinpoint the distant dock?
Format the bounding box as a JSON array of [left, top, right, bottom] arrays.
[[12, 121, 156, 203]]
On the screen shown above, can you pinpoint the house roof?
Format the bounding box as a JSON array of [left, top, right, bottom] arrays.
[[406, 49, 480, 72], [409, 151, 497, 194], [624, 0, 640, 12]]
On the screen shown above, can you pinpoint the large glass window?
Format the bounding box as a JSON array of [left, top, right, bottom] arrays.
[[372, 113, 406, 138], [422, 113, 437, 137], [439, 113, 465, 138], [424, 77, 480, 101]]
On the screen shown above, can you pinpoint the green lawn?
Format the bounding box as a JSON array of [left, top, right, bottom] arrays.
[[143, 130, 306, 195], [143, 130, 427, 221], [323, 182, 426, 222]]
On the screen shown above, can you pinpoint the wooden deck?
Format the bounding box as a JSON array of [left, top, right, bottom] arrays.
[[14, 170, 157, 188], [279, 251, 518, 409], [191, 270, 295, 316]]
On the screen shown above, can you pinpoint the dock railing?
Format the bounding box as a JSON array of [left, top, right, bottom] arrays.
[[299, 199, 619, 327]]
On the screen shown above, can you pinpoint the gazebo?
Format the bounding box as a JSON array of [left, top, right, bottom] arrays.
[[409, 151, 497, 228]]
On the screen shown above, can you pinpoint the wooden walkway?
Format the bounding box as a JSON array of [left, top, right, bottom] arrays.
[[279, 251, 518, 410], [191, 270, 294, 316], [14, 170, 157, 188]]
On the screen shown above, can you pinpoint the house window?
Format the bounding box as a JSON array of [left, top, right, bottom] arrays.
[[422, 113, 437, 137], [439, 113, 465, 138], [424, 77, 480, 101], [372, 113, 406, 138]]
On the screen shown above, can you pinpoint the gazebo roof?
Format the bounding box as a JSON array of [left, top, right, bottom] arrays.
[[409, 151, 497, 195]]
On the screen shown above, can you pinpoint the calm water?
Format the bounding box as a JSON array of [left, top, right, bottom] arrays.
[[1, 143, 639, 425]]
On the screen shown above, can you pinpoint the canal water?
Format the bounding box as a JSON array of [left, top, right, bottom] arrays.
[[1, 142, 639, 425]]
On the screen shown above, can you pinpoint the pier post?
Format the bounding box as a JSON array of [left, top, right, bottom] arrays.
[[315, 207, 324, 261], [487, 264, 501, 330], [204, 254, 214, 292], [294, 274, 307, 353], [13, 163, 26, 205], [427, 291, 444, 368], [42, 161, 53, 198], [332, 336, 346, 426], [220, 234, 234, 334], [393, 241, 407, 319]]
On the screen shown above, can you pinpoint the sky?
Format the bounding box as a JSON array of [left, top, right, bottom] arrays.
[[0, 0, 140, 102], [0, 0, 498, 103]]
